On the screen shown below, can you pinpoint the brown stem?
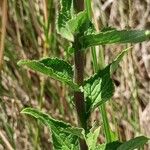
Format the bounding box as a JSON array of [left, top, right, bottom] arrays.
[[74, 50, 86, 129], [73, 1, 88, 150], [74, 39, 88, 150], [74, 0, 84, 12]]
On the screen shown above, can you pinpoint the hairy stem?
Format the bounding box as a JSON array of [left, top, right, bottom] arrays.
[[74, 50, 86, 129], [74, 38, 88, 150], [73, 1, 88, 150]]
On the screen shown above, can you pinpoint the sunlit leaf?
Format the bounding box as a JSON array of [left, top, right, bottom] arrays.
[[67, 11, 88, 34], [56, 0, 74, 41], [86, 126, 100, 150]]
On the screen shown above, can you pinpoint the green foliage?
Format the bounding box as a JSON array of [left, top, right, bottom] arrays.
[[110, 47, 132, 75], [56, 0, 74, 41], [80, 29, 150, 49], [95, 141, 122, 150], [17, 58, 78, 90], [21, 108, 84, 150], [86, 127, 100, 150], [18, 0, 150, 149], [117, 136, 149, 150], [95, 136, 149, 150], [83, 65, 114, 118], [67, 11, 88, 35]]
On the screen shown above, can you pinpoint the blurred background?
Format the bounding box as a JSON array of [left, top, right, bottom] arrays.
[[0, 0, 150, 149]]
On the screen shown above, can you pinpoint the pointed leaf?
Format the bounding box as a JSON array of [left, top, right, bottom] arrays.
[[17, 58, 78, 90], [83, 65, 115, 117], [117, 136, 149, 150], [80, 29, 150, 49], [96, 136, 149, 150], [56, 0, 74, 41], [21, 108, 84, 138], [58, 27, 74, 41], [67, 11, 88, 34], [21, 107, 84, 150], [86, 127, 100, 150], [110, 47, 132, 75]]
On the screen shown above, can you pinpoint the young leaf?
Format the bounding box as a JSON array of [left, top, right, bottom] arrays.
[[17, 58, 79, 90], [67, 11, 88, 35], [117, 136, 149, 150], [80, 29, 150, 49], [86, 127, 100, 150], [83, 65, 115, 117], [110, 47, 132, 75], [56, 0, 74, 41], [21, 107, 84, 150]]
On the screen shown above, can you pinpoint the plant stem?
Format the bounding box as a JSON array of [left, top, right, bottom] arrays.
[[85, 0, 112, 143], [74, 41, 88, 150], [74, 38, 88, 150], [99, 47, 112, 143], [92, 47, 112, 143], [74, 0, 84, 12], [74, 49, 87, 129], [73, 1, 88, 150]]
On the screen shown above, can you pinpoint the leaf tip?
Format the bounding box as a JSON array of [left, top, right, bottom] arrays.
[[20, 107, 31, 114], [17, 60, 28, 66], [17, 60, 22, 66]]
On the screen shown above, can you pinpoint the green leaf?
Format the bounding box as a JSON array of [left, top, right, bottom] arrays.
[[56, 0, 74, 41], [58, 27, 74, 41], [51, 131, 79, 150], [86, 127, 100, 150], [83, 21, 96, 36], [80, 29, 150, 49], [17, 58, 79, 90], [21, 107, 84, 150], [96, 136, 149, 150], [95, 141, 122, 150], [110, 47, 132, 75], [83, 65, 115, 117], [67, 11, 88, 35], [101, 26, 116, 32], [117, 136, 149, 150]]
